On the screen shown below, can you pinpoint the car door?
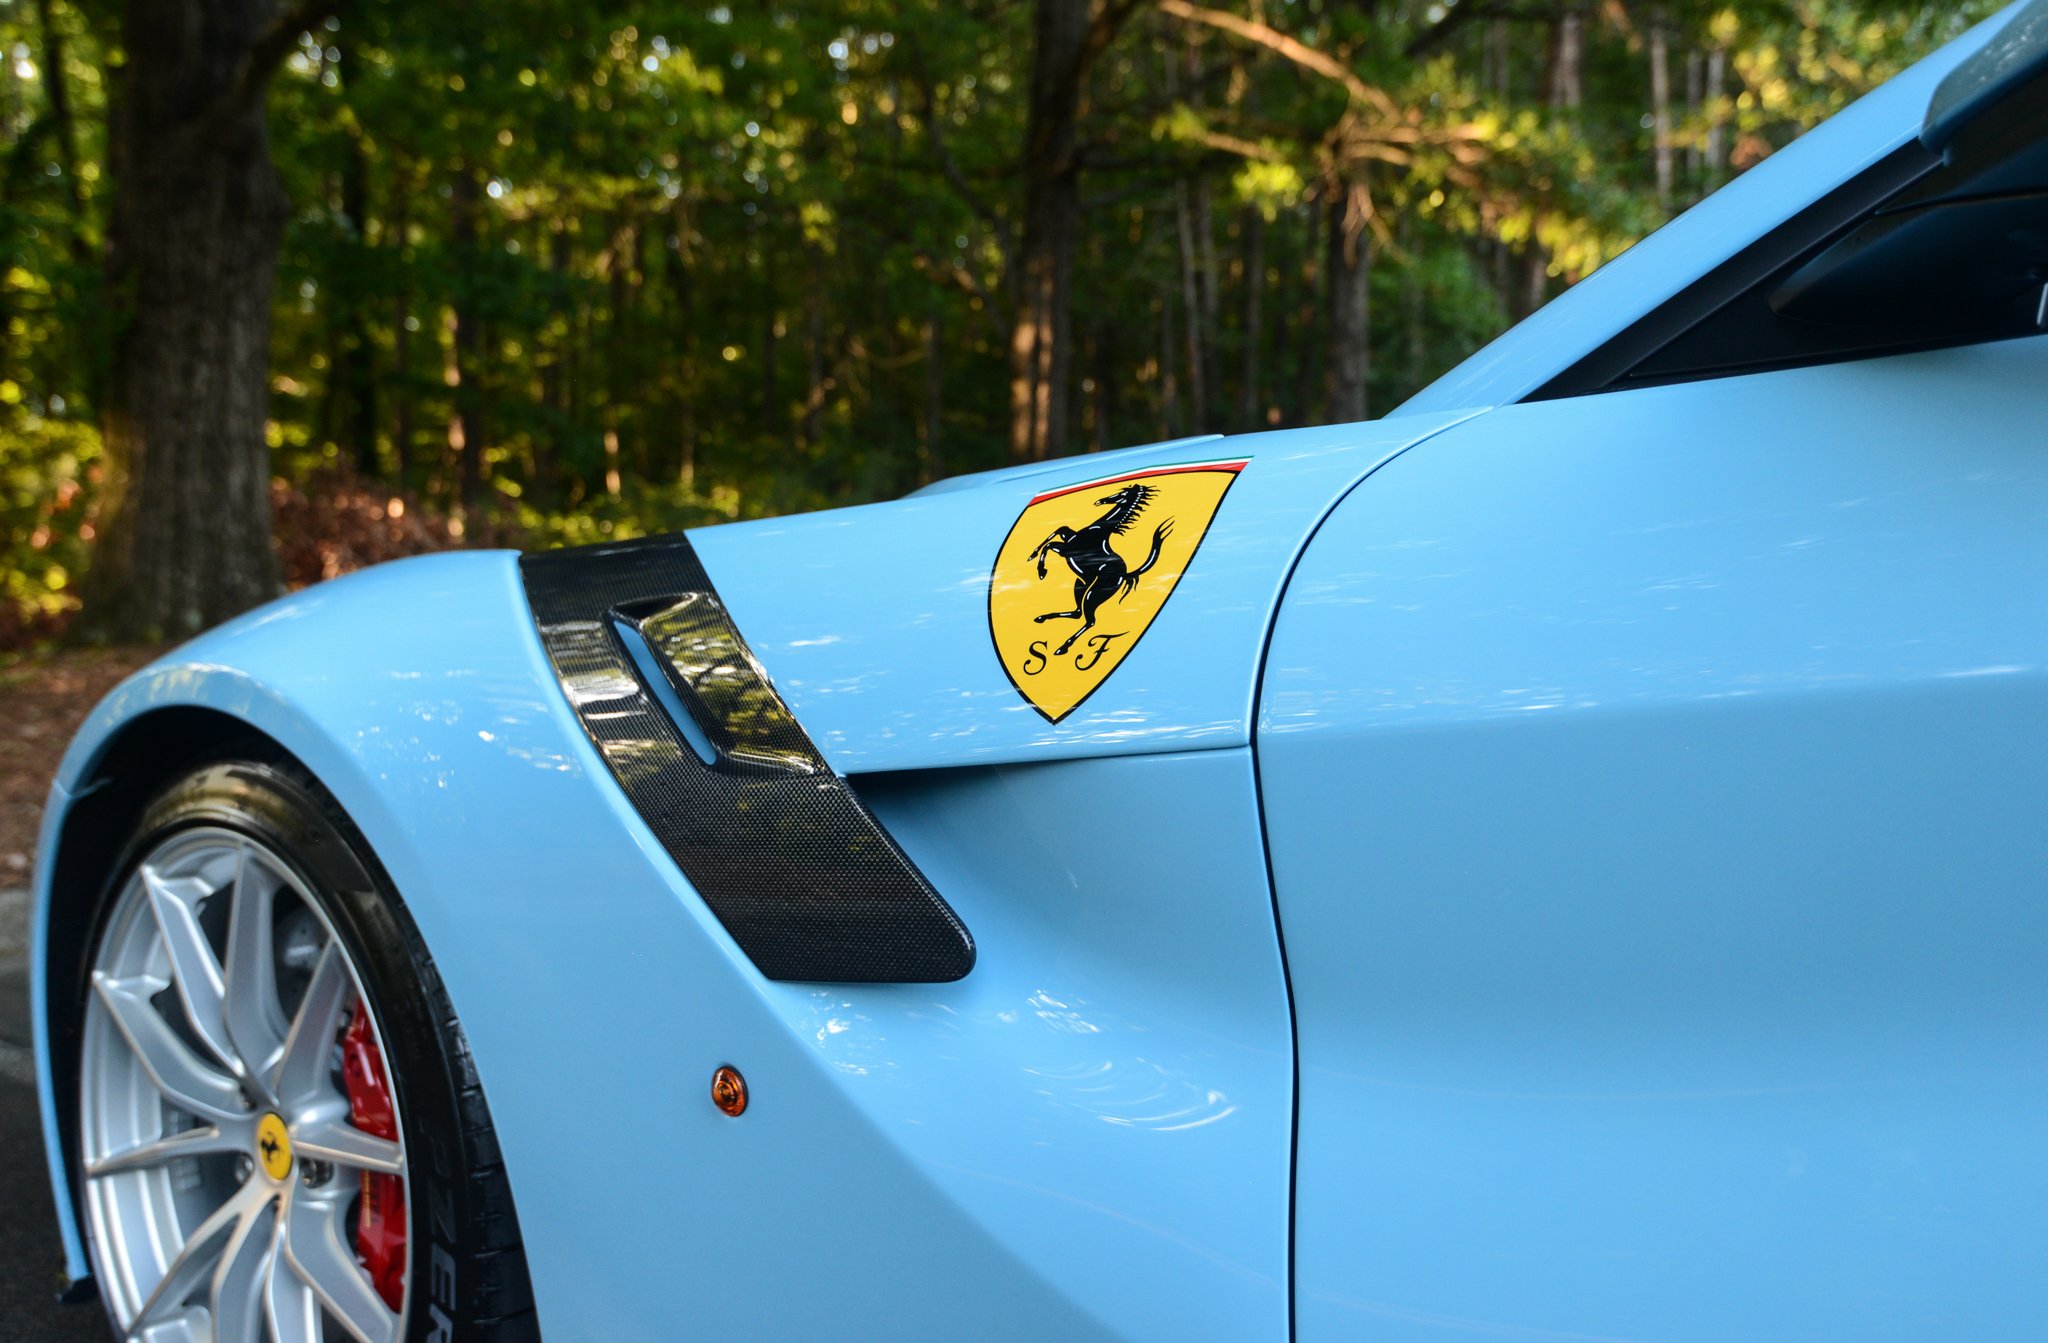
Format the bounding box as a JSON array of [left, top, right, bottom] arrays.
[[1256, 332, 2048, 1339]]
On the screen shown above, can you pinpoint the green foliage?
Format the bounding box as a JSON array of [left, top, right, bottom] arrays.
[[0, 407, 98, 639], [0, 0, 2004, 643]]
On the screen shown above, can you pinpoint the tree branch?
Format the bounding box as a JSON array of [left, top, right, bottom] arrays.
[[1079, 0, 1154, 82], [198, 0, 351, 141], [911, 252, 1009, 343], [1157, 0, 1397, 119]]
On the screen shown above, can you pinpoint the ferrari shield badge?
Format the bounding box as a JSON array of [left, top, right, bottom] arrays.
[[989, 458, 1247, 722]]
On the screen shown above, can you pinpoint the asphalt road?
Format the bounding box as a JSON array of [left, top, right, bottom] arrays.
[[0, 888, 111, 1342]]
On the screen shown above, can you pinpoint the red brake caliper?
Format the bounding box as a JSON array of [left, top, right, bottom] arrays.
[[341, 998, 407, 1310]]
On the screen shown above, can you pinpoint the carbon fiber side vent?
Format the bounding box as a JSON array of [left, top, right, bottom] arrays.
[[519, 533, 975, 983]]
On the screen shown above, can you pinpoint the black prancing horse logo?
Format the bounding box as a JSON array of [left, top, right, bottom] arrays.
[[1027, 483, 1175, 656]]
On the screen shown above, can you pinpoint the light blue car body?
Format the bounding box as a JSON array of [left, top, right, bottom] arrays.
[[34, 6, 2047, 1338]]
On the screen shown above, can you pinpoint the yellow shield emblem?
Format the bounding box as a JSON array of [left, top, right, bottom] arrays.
[[989, 459, 1247, 722]]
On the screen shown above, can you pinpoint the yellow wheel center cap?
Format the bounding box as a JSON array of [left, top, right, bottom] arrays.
[[255, 1113, 293, 1182]]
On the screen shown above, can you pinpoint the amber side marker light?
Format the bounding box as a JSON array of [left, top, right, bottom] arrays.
[[712, 1065, 748, 1116]]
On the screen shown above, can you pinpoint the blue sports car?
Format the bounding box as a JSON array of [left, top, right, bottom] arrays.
[[32, 4, 2048, 1339]]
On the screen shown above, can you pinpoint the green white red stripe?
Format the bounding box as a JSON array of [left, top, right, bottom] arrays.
[[1029, 458, 1249, 505]]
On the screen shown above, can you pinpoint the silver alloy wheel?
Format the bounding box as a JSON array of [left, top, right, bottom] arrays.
[[79, 825, 410, 1343]]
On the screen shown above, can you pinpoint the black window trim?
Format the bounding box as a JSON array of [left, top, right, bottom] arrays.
[[1524, 143, 1945, 402]]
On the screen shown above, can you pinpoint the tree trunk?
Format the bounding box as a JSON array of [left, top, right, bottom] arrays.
[[1685, 50, 1704, 193], [34, 0, 90, 267], [534, 219, 570, 499], [335, 31, 378, 475], [1158, 282, 1181, 439], [1009, 0, 1135, 461], [389, 164, 415, 484], [1648, 5, 1673, 210], [1186, 39, 1220, 420], [1485, 15, 1513, 312], [1237, 206, 1263, 431], [1481, 13, 1509, 103], [624, 223, 647, 479], [1175, 180, 1207, 428], [82, 0, 308, 641], [1090, 316, 1116, 451], [920, 300, 943, 482], [446, 166, 486, 512], [1324, 191, 1370, 425], [1291, 199, 1320, 426], [604, 215, 639, 490], [800, 244, 830, 449], [1520, 3, 1585, 315], [1400, 215, 1425, 392], [1704, 48, 1727, 182], [1541, 4, 1584, 108], [666, 205, 697, 490], [1008, 0, 1088, 461], [759, 218, 782, 440]]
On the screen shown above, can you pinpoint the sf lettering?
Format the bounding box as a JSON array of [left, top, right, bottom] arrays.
[[1021, 631, 1128, 676]]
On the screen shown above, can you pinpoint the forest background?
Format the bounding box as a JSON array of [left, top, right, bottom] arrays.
[[0, 0, 2000, 649]]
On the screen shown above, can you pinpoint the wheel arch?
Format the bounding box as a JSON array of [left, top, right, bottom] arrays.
[[36, 703, 354, 1289], [45, 705, 294, 1019], [29, 550, 565, 1290]]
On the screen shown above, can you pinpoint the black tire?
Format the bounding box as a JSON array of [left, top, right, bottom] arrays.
[[80, 757, 541, 1342]]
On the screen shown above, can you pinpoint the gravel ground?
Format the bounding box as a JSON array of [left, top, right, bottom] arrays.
[[0, 647, 158, 877]]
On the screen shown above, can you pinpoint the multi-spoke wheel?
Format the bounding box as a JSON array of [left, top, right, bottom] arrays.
[[72, 760, 539, 1343]]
